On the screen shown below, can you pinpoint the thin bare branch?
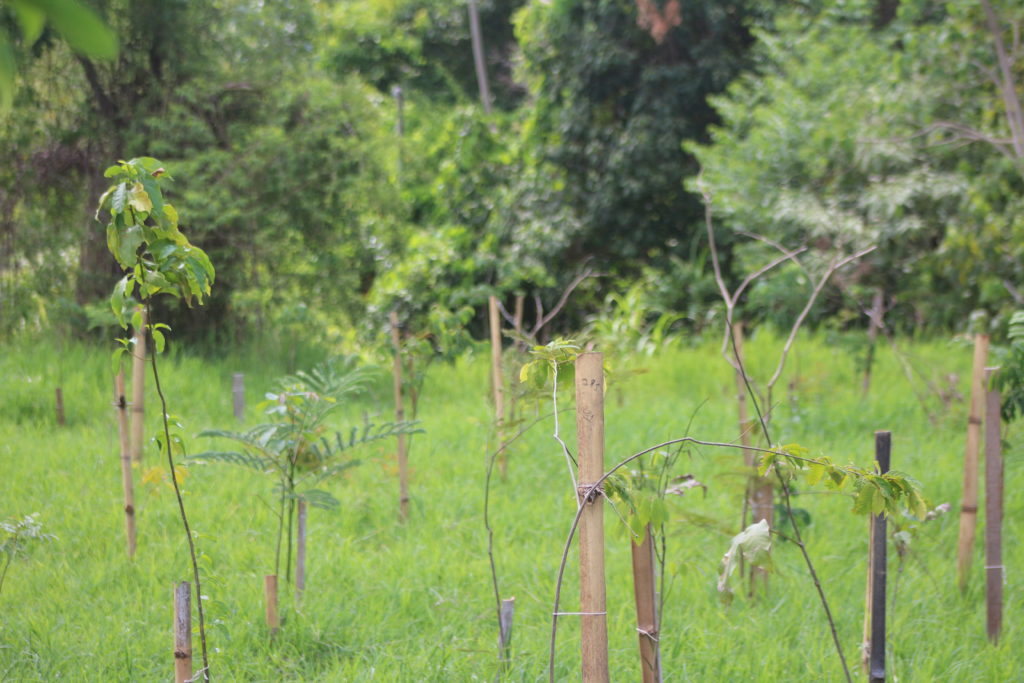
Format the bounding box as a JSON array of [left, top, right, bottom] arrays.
[[530, 266, 599, 337]]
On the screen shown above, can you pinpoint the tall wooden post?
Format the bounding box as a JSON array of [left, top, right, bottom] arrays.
[[631, 525, 660, 683], [489, 296, 507, 475], [389, 311, 410, 520], [957, 334, 989, 591], [868, 431, 890, 683], [264, 574, 279, 635], [130, 307, 147, 463], [575, 353, 609, 682], [174, 581, 193, 683], [115, 371, 137, 558], [55, 387, 66, 426], [296, 499, 307, 606], [984, 368, 1003, 644], [232, 373, 245, 421]]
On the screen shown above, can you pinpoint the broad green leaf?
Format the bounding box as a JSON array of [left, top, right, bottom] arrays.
[[111, 183, 128, 213], [10, 1, 46, 44], [103, 164, 122, 178], [151, 328, 166, 353], [871, 483, 886, 515], [807, 461, 826, 486], [852, 484, 875, 515], [116, 224, 144, 266], [111, 347, 127, 374], [127, 182, 153, 213], [40, 0, 118, 59]]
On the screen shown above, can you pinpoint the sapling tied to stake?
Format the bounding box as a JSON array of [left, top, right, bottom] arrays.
[[97, 156, 215, 681], [193, 358, 423, 599]]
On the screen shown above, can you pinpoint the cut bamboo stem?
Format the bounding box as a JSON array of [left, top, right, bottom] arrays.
[[489, 296, 507, 476], [499, 596, 515, 664], [631, 525, 660, 683], [232, 373, 245, 422], [389, 311, 410, 521], [868, 431, 890, 683], [174, 581, 192, 683], [984, 368, 1003, 644], [115, 371, 137, 558], [130, 307, 147, 463], [264, 574, 279, 635], [957, 334, 989, 591], [575, 353, 609, 682], [296, 499, 307, 606], [55, 387, 65, 426]]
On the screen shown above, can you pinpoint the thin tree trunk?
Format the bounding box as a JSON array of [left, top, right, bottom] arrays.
[[115, 371, 137, 558], [389, 311, 410, 520], [131, 307, 146, 463], [862, 288, 884, 396], [174, 582, 193, 683], [467, 0, 492, 114], [489, 296, 507, 476], [295, 500, 307, 606]]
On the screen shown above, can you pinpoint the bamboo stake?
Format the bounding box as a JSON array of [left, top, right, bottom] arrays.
[[957, 334, 989, 591], [575, 353, 609, 682], [130, 307, 147, 463], [296, 499, 307, 606], [631, 525, 660, 683], [984, 368, 1003, 644], [115, 371, 137, 558], [389, 311, 410, 521], [868, 431, 890, 683], [489, 296, 507, 476], [499, 596, 515, 664], [861, 517, 874, 675], [174, 581, 192, 683], [232, 373, 245, 422], [55, 387, 65, 426], [264, 574, 279, 635]]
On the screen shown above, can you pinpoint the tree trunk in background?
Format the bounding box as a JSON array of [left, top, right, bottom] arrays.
[[75, 165, 117, 308]]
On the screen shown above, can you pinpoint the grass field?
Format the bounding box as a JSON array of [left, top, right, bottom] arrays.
[[0, 331, 1019, 681]]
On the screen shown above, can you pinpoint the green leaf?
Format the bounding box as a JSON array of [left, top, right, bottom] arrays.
[[39, 0, 118, 59], [116, 224, 144, 267], [807, 461, 826, 486], [110, 276, 130, 328], [111, 347, 127, 374], [852, 484, 875, 515], [110, 183, 128, 213], [10, 1, 46, 44], [151, 328, 166, 353], [871, 483, 886, 516]]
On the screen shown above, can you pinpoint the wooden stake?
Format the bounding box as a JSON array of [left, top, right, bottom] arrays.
[[55, 387, 65, 426], [631, 525, 660, 683], [868, 431, 890, 683], [575, 353, 609, 682], [115, 371, 137, 558], [232, 373, 245, 422], [489, 296, 507, 476], [174, 581, 192, 683], [984, 368, 1003, 644], [513, 294, 525, 339], [862, 516, 874, 675], [957, 334, 989, 591], [499, 596, 515, 663], [264, 574, 279, 635], [862, 288, 884, 396], [733, 322, 753, 462], [389, 311, 410, 521], [296, 499, 307, 606], [130, 307, 147, 463]]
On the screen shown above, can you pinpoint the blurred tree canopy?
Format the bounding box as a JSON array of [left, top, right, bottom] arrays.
[[1, 0, 1021, 346]]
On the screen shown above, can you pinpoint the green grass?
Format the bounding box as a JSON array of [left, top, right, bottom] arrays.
[[0, 331, 1019, 681]]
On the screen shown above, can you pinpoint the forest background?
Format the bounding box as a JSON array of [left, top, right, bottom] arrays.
[[1, 0, 1022, 352]]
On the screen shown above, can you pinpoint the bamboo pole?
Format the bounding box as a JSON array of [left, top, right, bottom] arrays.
[[984, 368, 1003, 644], [861, 517, 874, 675], [389, 311, 410, 521], [130, 307, 147, 463], [174, 581, 192, 683], [957, 334, 989, 591], [575, 353, 609, 682], [264, 574, 279, 635], [296, 499, 307, 606], [868, 431, 890, 683], [115, 371, 137, 558], [631, 525, 660, 683], [489, 296, 507, 476], [232, 373, 245, 422], [55, 387, 65, 426]]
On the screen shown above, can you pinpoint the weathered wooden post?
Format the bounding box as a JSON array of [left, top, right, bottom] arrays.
[[631, 525, 660, 682], [54, 387, 65, 426], [957, 334, 988, 590], [174, 581, 192, 683], [984, 368, 1003, 644], [867, 431, 890, 683], [115, 371, 137, 558], [575, 353, 609, 682], [232, 373, 245, 421], [296, 499, 307, 606], [131, 307, 147, 462], [264, 574, 279, 635], [389, 310, 410, 520], [489, 296, 507, 476]]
